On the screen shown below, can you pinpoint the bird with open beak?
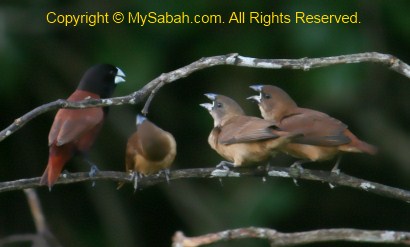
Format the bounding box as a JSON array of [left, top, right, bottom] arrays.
[[200, 93, 301, 169], [248, 85, 377, 172]]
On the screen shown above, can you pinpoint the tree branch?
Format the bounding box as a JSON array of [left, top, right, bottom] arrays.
[[1, 166, 409, 203], [0, 234, 49, 247], [172, 227, 410, 247], [24, 189, 62, 247], [1, 52, 409, 142], [0, 190, 62, 246]]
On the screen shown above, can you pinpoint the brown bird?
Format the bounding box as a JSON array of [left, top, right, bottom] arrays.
[[41, 64, 126, 189], [200, 93, 301, 169], [120, 114, 176, 190], [248, 85, 377, 171]]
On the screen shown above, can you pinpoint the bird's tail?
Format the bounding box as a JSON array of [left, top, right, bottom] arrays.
[[40, 145, 73, 190], [354, 140, 378, 155], [340, 131, 378, 155]]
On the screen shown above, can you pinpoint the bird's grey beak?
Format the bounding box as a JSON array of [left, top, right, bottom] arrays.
[[201, 93, 218, 110], [115, 67, 126, 84], [249, 85, 263, 92], [204, 93, 218, 101], [200, 103, 213, 111], [247, 95, 261, 104], [136, 114, 146, 125]]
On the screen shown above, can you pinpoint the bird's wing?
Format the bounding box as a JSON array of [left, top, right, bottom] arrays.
[[125, 133, 139, 172], [219, 116, 281, 144], [281, 109, 350, 146], [48, 108, 104, 146]]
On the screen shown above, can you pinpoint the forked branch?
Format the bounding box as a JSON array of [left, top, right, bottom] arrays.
[[1, 52, 409, 142]]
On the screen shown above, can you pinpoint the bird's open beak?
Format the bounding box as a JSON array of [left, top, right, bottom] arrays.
[[200, 103, 213, 111], [204, 93, 218, 101], [248, 85, 264, 103], [200, 93, 218, 111], [247, 95, 261, 103], [115, 67, 126, 84], [249, 85, 263, 92]]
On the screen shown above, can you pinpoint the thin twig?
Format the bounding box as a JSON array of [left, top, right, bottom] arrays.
[[24, 189, 47, 233], [0, 190, 62, 246], [141, 81, 163, 115], [172, 227, 410, 247], [1, 166, 409, 203], [23, 189, 62, 247], [0, 234, 48, 246], [1, 52, 409, 142]]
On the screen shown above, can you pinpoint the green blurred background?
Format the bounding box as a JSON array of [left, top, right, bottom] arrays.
[[1, 0, 409, 246]]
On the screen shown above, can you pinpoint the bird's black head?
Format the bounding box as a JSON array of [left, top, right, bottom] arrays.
[[77, 64, 126, 98]]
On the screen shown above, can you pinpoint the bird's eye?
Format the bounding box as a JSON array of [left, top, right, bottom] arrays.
[[263, 93, 271, 99], [216, 102, 223, 108]]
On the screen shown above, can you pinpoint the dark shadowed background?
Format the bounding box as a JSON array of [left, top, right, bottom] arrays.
[[1, 0, 409, 246]]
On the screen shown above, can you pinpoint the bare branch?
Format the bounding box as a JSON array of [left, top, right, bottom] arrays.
[[24, 189, 47, 233], [172, 227, 410, 247], [0, 53, 236, 142], [1, 52, 409, 142], [24, 189, 62, 247], [1, 166, 409, 203], [0, 234, 48, 246], [0, 190, 62, 246]]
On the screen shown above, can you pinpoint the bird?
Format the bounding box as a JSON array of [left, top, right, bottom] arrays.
[[200, 93, 301, 169], [119, 114, 176, 190], [248, 85, 377, 172], [40, 64, 126, 189]]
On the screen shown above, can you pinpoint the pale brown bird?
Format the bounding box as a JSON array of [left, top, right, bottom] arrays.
[[120, 114, 176, 190], [200, 93, 301, 169], [248, 85, 377, 172]]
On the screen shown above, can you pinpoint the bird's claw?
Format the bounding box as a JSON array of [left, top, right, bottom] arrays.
[[133, 173, 138, 191], [88, 164, 100, 187], [257, 163, 271, 183], [88, 165, 100, 177], [329, 166, 340, 189], [263, 162, 272, 183], [331, 156, 342, 174], [328, 156, 342, 189], [215, 161, 235, 186], [131, 172, 143, 191], [158, 169, 171, 184], [290, 160, 306, 186], [61, 169, 71, 178], [331, 167, 340, 175], [216, 161, 234, 171], [290, 160, 305, 172]]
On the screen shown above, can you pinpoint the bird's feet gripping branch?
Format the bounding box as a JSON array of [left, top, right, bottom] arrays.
[[216, 161, 235, 171], [119, 114, 176, 191], [247, 84, 378, 177], [200, 92, 302, 186]]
